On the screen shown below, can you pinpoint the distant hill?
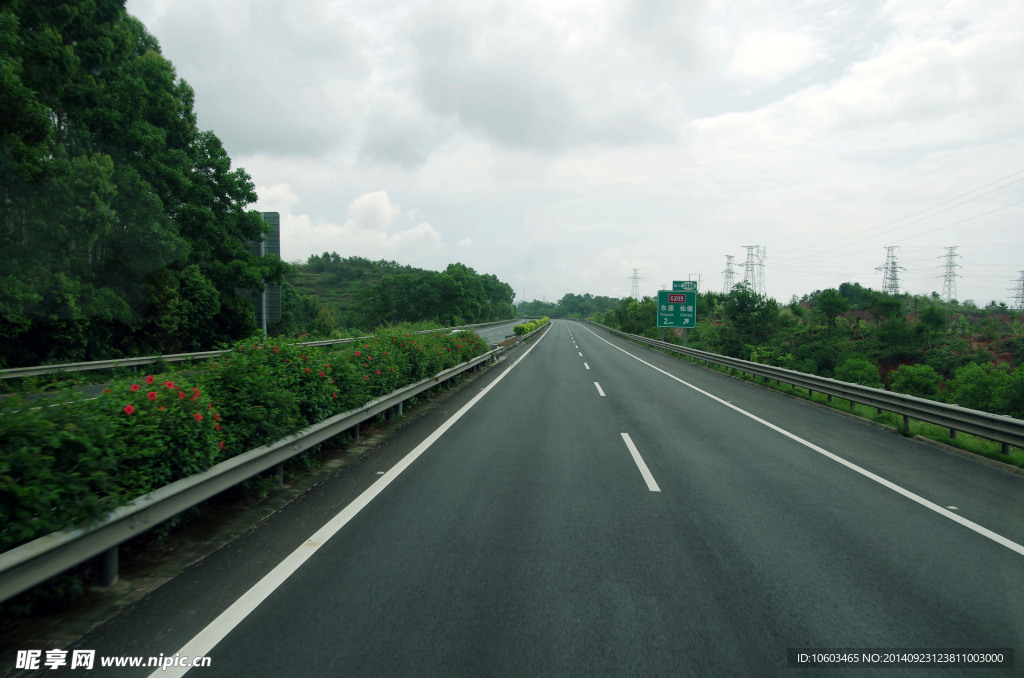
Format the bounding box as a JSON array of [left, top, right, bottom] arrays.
[[272, 254, 516, 337]]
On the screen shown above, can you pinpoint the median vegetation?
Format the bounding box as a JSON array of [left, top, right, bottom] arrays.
[[0, 331, 490, 555], [514, 317, 551, 336]]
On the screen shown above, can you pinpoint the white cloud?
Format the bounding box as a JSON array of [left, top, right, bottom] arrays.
[[128, 0, 1024, 305], [256, 187, 443, 262]]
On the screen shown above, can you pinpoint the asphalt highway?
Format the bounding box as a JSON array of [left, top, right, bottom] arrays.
[[34, 319, 1024, 676]]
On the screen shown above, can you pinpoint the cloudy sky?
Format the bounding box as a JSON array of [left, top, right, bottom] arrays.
[[125, 0, 1023, 306]]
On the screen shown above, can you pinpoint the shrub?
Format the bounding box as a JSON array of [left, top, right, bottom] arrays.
[[890, 364, 942, 399], [834, 358, 882, 387], [946, 362, 1001, 411]]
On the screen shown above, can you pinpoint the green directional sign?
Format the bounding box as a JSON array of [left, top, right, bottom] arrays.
[[657, 285, 697, 328]]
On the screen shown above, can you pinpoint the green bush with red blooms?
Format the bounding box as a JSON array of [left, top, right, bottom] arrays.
[[0, 331, 490, 553]]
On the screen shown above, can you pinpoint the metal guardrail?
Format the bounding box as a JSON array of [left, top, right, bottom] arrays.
[[590, 322, 1024, 454], [0, 347, 503, 603], [0, 319, 522, 379]]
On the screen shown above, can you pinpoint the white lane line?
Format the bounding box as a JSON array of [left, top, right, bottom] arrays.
[[594, 382, 606, 397], [584, 362, 590, 370], [152, 331, 552, 677], [578, 352, 583, 357], [621, 433, 661, 492], [578, 323, 1024, 558]]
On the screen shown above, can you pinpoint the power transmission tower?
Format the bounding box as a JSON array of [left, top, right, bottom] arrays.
[[742, 246, 759, 295], [876, 246, 905, 295], [756, 246, 766, 297], [722, 255, 736, 293], [939, 246, 960, 302], [630, 268, 642, 301], [1012, 271, 1024, 310], [741, 246, 766, 296]]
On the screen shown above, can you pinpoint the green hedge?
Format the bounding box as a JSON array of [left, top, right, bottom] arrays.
[[514, 317, 550, 336], [0, 330, 489, 553]]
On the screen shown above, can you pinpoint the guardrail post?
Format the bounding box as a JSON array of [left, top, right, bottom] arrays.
[[275, 463, 284, 488], [949, 428, 957, 439], [97, 546, 118, 587]]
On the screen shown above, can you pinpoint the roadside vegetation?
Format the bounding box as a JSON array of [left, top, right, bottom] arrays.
[[0, 330, 490, 556]]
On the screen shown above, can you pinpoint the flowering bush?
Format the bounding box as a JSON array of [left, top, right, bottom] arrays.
[[0, 331, 490, 554]]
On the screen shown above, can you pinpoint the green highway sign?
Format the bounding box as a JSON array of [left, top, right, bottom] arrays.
[[672, 280, 698, 292], [657, 287, 697, 328]]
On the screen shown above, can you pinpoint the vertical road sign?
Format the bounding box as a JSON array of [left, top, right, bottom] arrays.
[[657, 282, 697, 328]]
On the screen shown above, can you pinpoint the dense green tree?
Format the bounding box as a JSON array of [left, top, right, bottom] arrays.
[[0, 1, 284, 366], [890, 364, 943, 399], [814, 288, 850, 335], [834, 358, 882, 387], [946, 362, 999, 411]]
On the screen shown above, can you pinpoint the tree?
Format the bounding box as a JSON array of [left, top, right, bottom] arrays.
[[890, 364, 942, 399], [834, 358, 882, 387], [946, 362, 1000, 411], [721, 282, 781, 346], [815, 288, 849, 335]]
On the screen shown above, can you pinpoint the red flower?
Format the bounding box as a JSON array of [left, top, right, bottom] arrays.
[[329, 378, 334, 384], [158, 406, 166, 411], [194, 413, 203, 421], [355, 351, 361, 357], [191, 387, 200, 401], [164, 381, 175, 389], [147, 391, 158, 401], [145, 375, 155, 384], [376, 370, 381, 375], [332, 392, 337, 399], [219, 440, 225, 450], [364, 375, 369, 381], [129, 384, 140, 392], [273, 346, 279, 353], [123, 404, 135, 415], [285, 359, 291, 363], [214, 412, 220, 420], [304, 368, 311, 372], [178, 391, 186, 399], [301, 354, 307, 360], [318, 371, 324, 376], [215, 424, 220, 431], [102, 388, 112, 394]]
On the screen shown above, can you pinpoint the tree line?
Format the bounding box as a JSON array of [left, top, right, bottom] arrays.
[[271, 254, 517, 337], [593, 282, 1024, 419], [0, 1, 285, 368]]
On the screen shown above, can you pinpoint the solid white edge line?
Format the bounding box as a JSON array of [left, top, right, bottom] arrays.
[[594, 382, 606, 397], [621, 432, 661, 492], [153, 332, 551, 677], [577, 323, 1024, 558]]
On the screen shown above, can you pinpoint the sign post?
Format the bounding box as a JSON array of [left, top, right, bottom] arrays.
[[658, 281, 697, 346]]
